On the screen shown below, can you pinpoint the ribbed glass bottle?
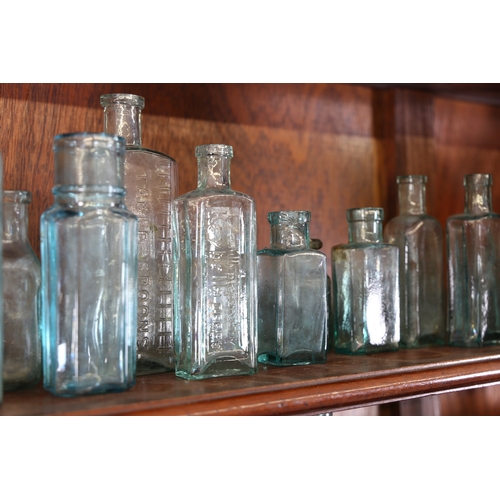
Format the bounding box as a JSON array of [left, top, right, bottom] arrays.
[[447, 173, 500, 346], [173, 144, 257, 380], [332, 207, 400, 354], [2, 190, 41, 390], [101, 93, 178, 375], [384, 175, 445, 348], [40, 132, 138, 396], [257, 211, 327, 366]]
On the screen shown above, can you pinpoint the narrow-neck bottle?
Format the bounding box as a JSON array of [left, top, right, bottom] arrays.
[[40, 132, 138, 396], [332, 208, 400, 354], [447, 173, 500, 346], [2, 190, 41, 390], [384, 175, 445, 347], [257, 211, 327, 365], [101, 93, 178, 375], [172, 144, 257, 380]]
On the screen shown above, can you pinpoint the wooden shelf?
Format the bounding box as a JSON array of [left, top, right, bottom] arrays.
[[2, 346, 500, 415]]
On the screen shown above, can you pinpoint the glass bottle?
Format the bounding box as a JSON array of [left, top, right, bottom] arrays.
[[447, 173, 500, 347], [101, 93, 178, 375], [2, 190, 41, 390], [172, 144, 257, 380], [257, 211, 327, 365], [0, 155, 3, 404], [384, 175, 445, 348], [332, 207, 400, 354], [40, 132, 138, 396]]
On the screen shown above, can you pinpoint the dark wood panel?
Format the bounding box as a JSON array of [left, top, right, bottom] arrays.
[[2, 346, 500, 415]]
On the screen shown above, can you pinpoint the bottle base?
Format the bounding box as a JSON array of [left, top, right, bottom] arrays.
[[258, 352, 327, 366], [449, 330, 500, 347], [45, 375, 135, 397], [400, 333, 446, 349], [137, 357, 175, 376], [335, 343, 399, 355]]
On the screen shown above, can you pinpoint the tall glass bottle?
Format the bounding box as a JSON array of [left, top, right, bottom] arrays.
[[332, 207, 400, 354], [2, 190, 41, 390], [173, 144, 257, 380], [257, 211, 327, 366], [41, 132, 138, 396], [447, 173, 500, 346], [101, 93, 178, 375], [384, 175, 445, 348]]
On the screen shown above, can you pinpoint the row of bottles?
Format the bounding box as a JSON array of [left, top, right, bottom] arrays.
[[2, 93, 500, 400]]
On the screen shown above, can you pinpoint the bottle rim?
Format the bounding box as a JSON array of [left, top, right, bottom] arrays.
[[268, 210, 311, 224], [195, 144, 233, 158], [464, 173, 492, 186], [3, 190, 31, 204], [100, 93, 145, 109], [346, 207, 384, 222], [53, 132, 126, 151]]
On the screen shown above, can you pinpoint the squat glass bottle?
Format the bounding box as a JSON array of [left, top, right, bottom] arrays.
[[101, 93, 178, 375], [2, 190, 41, 390], [41, 132, 138, 396], [384, 175, 445, 348], [332, 207, 400, 354], [447, 173, 500, 346], [173, 144, 257, 380], [257, 211, 327, 366]]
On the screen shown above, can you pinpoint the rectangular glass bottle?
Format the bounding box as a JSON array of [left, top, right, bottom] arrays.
[[257, 211, 327, 365], [447, 174, 500, 346], [172, 144, 257, 380], [101, 94, 178, 375], [332, 207, 400, 354]]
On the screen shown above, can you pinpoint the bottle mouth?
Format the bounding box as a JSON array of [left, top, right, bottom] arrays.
[[464, 173, 492, 186], [346, 207, 384, 222], [397, 175, 427, 184], [3, 190, 31, 204], [100, 93, 145, 109], [268, 210, 311, 225], [195, 144, 233, 158]]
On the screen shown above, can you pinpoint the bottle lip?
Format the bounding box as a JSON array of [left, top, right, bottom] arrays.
[[346, 207, 384, 222], [397, 175, 427, 184], [3, 190, 31, 204], [195, 144, 233, 158], [268, 210, 311, 224], [464, 173, 492, 186], [53, 132, 126, 151], [100, 93, 145, 109]]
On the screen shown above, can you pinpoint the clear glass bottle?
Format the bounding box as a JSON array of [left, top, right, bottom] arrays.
[[384, 175, 445, 348], [173, 144, 257, 380], [2, 190, 41, 390], [40, 132, 138, 396], [101, 93, 178, 375], [447, 173, 500, 347], [332, 207, 400, 354], [257, 211, 328, 366]]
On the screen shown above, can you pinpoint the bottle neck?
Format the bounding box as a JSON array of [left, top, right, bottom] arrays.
[[197, 155, 231, 189], [465, 183, 492, 214], [270, 221, 310, 250], [103, 104, 142, 147], [398, 181, 426, 215], [348, 220, 383, 244], [3, 202, 29, 244], [53, 186, 126, 207]]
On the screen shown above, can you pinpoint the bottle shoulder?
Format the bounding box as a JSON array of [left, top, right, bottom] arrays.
[[126, 146, 177, 165], [175, 188, 255, 205], [258, 247, 326, 259], [332, 241, 398, 252], [41, 203, 137, 222], [447, 211, 500, 223]]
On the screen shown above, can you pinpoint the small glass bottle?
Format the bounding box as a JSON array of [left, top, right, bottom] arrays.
[[101, 93, 178, 375], [332, 207, 400, 354], [40, 132, 138, 396], [257, 211, 328, 366], [2, 190, 41, 390], [447, 173, 500, 346], [384, 175, 445, 348], [173, 144, 257, 380]]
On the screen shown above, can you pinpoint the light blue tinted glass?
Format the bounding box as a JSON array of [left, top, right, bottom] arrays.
[[447, 174, 500, 346], [257, 211, 327, 365], [173, 144, 257, 380], [41, 133, 138, 396], [332, 208, 400, 354]]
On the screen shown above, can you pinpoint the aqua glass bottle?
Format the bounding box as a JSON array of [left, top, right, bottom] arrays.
[[384, 175, 445, 348], [101, 93, 178, 375], [332, 207, 400, 354], [2, 190, 41, 390], [447, 173, 500, 347], [257, 211, 328, 366], [40, 132, 138, 396], [172, 144, 257, 380]]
